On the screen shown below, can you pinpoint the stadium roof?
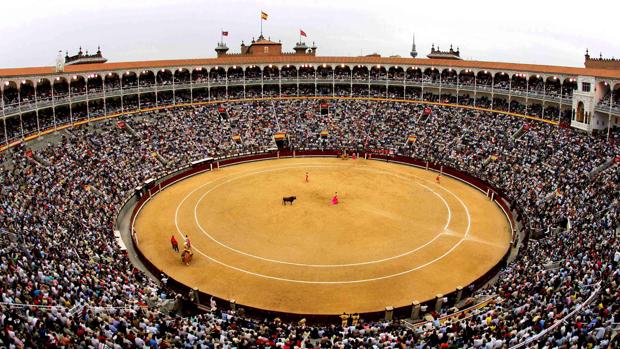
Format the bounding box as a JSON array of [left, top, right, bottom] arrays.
[[1, 56, 620, 80]]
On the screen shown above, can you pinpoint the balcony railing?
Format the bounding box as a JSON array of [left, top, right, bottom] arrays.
[[1, 78, 584, 119]]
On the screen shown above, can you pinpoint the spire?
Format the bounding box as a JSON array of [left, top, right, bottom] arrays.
[[410, 33, 418, 58]]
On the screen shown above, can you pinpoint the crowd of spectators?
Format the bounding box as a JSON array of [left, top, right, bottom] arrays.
[[1, 99, 619, 348]]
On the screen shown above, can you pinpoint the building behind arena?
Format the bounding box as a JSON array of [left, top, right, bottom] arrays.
[[1, 34, 619, 149]]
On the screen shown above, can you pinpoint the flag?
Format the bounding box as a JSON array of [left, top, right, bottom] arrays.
[[300, 29, 307, 37], [261, 11, 268, 20], [222, 31, 228, 36]]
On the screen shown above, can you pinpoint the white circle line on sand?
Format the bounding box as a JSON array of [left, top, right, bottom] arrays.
[[163, 161, 474, 283], [181, 180, 472, 284], [189, 164, 453, 267]]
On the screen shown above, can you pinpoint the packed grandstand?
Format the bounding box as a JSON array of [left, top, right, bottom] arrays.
[[1, 27, 620, 349]]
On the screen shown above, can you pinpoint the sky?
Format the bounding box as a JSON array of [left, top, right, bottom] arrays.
[[0, 0, 619, 69]]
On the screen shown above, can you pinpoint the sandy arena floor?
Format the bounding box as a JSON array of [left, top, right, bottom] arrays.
[[133, 157, 511, 315]]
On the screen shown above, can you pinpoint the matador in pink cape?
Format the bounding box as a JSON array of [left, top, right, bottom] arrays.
[[331, 192, 339, 205]]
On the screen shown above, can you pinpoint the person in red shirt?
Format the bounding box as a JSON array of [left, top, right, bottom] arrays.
[[170, 235, 179, 252], [436, 174, 441, 184]]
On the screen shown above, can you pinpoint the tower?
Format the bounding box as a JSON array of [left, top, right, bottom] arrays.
[[55, 50, 65, 73], [410, 33, 418, 58], [215, 42, 229, 57]]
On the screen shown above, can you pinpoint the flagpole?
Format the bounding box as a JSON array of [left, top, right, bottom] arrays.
[[260, 15, 263, 37], [220, 28, 223, 44]]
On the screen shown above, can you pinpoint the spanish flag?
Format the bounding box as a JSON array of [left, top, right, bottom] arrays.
[[261, 11, 268, 20]]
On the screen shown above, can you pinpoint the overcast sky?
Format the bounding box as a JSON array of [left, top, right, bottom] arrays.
[[1, 0, 618, 69]]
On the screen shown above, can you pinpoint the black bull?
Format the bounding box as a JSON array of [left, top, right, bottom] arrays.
[[282, 196, 297, 205]]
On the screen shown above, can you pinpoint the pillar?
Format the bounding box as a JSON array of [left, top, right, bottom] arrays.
[[230, 299, 236, 312], [434, 294, 444, 313], [384, 306, 393, 321], [455, 286, 464, 304], [192, 287, 200, 305], [411, 301, 421, 320]]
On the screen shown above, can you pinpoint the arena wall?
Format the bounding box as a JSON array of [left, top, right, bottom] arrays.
[[121, 150, 518, 323]]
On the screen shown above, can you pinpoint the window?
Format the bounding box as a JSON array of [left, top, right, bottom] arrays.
[[582, 82, 591, 92]]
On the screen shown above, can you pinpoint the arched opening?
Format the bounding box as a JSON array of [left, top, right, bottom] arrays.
[[596, 81, 612, 104], [192, 67, 208, 83], [55, 104, 71, 125], [227, 66, 243, 81], [543, 102, 560, 120], [228, 85, 243, 99], [528, 74, 544, 93], [139, 71, 155, 87], [5, 114, 22, 141], [71, 101, 88, 121], [441, 68, 457, 85], [70, 75, 86, 95], [53, 77, 69, 98], [19, 80, 35, 104], [104, 72, 120, 91], [88, 98, 105, 117], [334, 82, 351, 96], [405, 86, 421, 99], [388, 66, 404, 80], [298, 65, 315, 79], [122, 94, 138, 110], [86, 74, 103, 93], [281, 65, 297, 80], [244, 65, 261, 81], [511, 73, 527, 91], [121, 71, 137, 89], [316, 64, 333, 80], [423, 68, 439, 83], [545, 76, 561, 96], [263, 65, 280, 81], [562, 78, 577, 98], [369, 65, 387, 80], [21, 111, 38, 136], [38, 107, 54, 130], [493, 72, 509, 90], [334, 65, 351, 80], [210, 86, 226, 100], [0, 116, 5, 144], [459, 70, 475, 86], [576, 101, 585, 123], [524, 100, 539, 117], [174, 68, 190, 84], [493, 96, 509, 111], [352, 65, 369, 81], [36, 78, 52, 101], [156, 69, 173, 86], [104, 96, 121, 115], [405, 67, 422, 82], [476, 71, 492, 87]]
